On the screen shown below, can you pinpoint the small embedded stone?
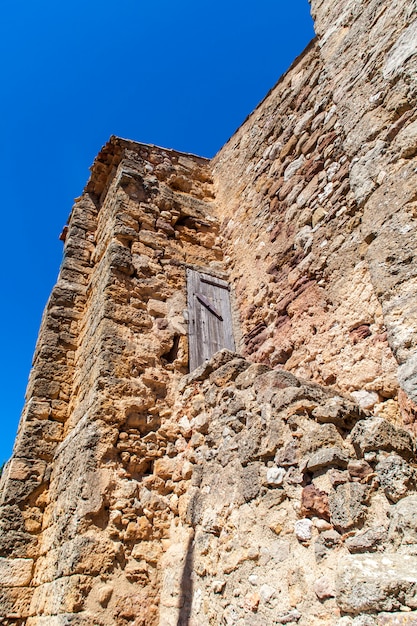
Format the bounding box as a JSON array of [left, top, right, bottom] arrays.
[[212, 579, 226, 594], [295, 518, 313, 542], [147, 298, 168, 317], [98, 585, 113, 607], [312, 206, 327, 227], [276, 609, 302, 624], [259, 583, 276, 603], [266, 466, 286, 486], [315, 530, 342, 562], [329, 468, 350, 487], [314, 518, 333, 531], [275, 441, 299, 467], [314, 576, 335, 600], [301, 484, 330, 521], [313, 398, 363, 429], [349, 325, 372, 345], [156, 218, 175, 237], [347, 459, 373, 480], [244, 591, 260, 611]]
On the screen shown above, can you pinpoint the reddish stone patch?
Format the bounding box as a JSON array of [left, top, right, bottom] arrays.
[[399, 388, 417, 433], [301, 484, 330, 521], [350, 325, 372, 344]]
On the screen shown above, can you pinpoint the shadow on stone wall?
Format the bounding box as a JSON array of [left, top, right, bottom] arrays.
[[177, 530, 194, 626]]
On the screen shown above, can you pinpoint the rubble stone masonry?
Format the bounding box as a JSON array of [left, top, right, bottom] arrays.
[[1, 0, 417, 624]]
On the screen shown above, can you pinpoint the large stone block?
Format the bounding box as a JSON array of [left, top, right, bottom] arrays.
[[29, 575, 93, 615], [336, 554, 417, 614], [329, 482, 370, 532], [0, 558, 33, 586], [0, 586, 33, 618], [350, 418, 415, 460]]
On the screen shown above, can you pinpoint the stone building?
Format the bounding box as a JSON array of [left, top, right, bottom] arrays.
[[1, 0, 417, 624]]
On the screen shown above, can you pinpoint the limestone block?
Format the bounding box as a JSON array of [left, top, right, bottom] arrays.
[[29, 378, 60, 400], [350, 418, 415, 460], [345, 527, 387, 554], [388, 495, 417, 548], [107, 241, 133, 275], [383, 19, 417, 79], [329, 482, 370, 532], [284, 155, 306, 181], [312, 398, 363, 429], [139, 229, 166, 250], [2, 459, 47, 505], [376, 454, 416, 503], [0, 558, 33, 586], [14, 419, 63, 460], [24, 400, 50, 421], [336, 554, 417, 613], [305, 447, 349, 473], [350, 390, 379, 411], [147, 298, 168, 317], [7, 459, 46, 483], [393, 119, 417, 159], [0, 586, 33, 618], [29, 575, 92, 614], [349, 141, 386, 206]]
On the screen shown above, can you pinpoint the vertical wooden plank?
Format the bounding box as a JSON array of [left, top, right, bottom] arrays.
[[187, 268, 199, 372], [187, 269, 235, 371]]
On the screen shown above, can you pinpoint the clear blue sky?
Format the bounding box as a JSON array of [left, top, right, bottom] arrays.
[[0, 1, 314, 464]]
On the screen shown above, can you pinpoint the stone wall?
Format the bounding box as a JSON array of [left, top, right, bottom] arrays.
[[0, 138, 226, 624], [213, 39, 395, 398], [1, 0, 417, 623], [311, 0, 417, 414], [212, 0, 417, 426], [160, 350, 417, 626]]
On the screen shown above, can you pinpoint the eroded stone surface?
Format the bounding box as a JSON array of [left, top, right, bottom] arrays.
[[337, 554, 417, 614], [1, 0, 417, 623]]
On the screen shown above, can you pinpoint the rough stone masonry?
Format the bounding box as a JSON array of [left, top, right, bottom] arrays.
[[1, 0, 417, 624]]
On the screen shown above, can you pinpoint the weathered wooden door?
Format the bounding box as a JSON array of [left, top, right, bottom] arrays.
[[187, 268, 235, 371]]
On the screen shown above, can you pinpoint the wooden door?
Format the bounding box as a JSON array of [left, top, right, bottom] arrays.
[[187, 268, 235, 371]]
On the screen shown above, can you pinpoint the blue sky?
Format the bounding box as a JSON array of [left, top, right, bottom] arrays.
[[0, 1, 314, 464]]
